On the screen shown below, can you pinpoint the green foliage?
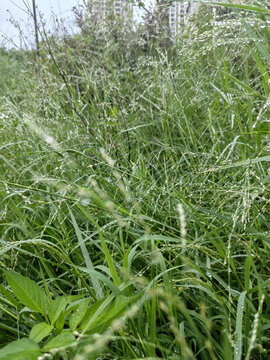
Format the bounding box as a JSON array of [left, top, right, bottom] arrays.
[[0, 338, 40, 360], [42, 333, 76, 352], [29, 323, 54, 343], [0, 270, 137, 356], [5, 270, 50, 317], [0, 1, 270, 359]]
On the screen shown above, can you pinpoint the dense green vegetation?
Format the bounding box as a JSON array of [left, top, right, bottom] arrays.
[[0, 1, 269, 359]]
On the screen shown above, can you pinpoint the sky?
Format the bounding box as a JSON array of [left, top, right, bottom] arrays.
[[0, 0, 153, 49], [0, 0, 87, 48]]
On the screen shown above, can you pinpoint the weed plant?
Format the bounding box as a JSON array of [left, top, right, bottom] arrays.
[[0, 1, 269, 359]]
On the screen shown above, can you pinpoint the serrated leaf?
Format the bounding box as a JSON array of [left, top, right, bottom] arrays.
[[42, 333, 76, 351], [48, 296, 68, 325], [69, 299, 89, 331], [0, 338, 40, 360], [5, 270, 50, 316], [30, 322, 54, 343]]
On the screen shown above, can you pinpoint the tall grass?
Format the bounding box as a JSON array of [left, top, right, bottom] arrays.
[[0, 1, 269, 359]]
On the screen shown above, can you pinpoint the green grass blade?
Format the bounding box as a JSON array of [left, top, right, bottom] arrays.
[[69, 208, 104, 299], [76, 204, 121, 287], [234, 291, 247, 360]]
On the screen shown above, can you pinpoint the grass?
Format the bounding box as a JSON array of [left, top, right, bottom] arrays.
[[0, 1, 270, 359]]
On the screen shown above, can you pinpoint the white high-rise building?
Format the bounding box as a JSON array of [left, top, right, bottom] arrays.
[[168, 0, 251, 36], [91, 0, 132, 20], [168, 2, 200, 35]]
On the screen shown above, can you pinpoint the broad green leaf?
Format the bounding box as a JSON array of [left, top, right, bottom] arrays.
[[5, 270, 50, 316], [69, 299, 89, 331], [56, 311, 66, 334], [29, 322, 54, 343], [42, 333, 76, 351], [0, 338, 40, 360], [48, 296, 68, 325], [50, 297, 81, 333]]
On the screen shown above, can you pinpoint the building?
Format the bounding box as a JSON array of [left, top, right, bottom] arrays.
[[91, 0, 132, 20], [169, 1, 199, 35], [168, 0, 255, 36]]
